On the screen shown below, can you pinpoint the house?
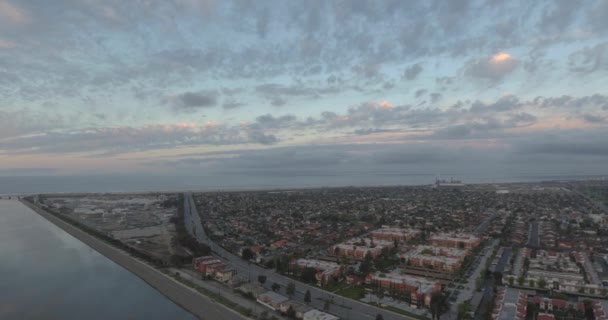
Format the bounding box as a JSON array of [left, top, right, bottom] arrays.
[[270, 239, 289, 249], [371, 227, 421, 242], [330, 237, 393, 260], [491, 287, 527, 320], [366, 272, 440, 307], [302, 309, 340, 320], [279, 300, 313, 319], [257, 291, 289, 311], [429, 233, 481, 249], [291, 259, 342, 285]]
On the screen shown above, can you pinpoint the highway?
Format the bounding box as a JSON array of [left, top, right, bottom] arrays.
[[183, 193, 418, 320]]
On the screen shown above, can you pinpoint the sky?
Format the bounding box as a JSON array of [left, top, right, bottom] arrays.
[[0, 0, 607, 179]]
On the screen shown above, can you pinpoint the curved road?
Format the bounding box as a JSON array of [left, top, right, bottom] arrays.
[[184, 193, 418, 320]]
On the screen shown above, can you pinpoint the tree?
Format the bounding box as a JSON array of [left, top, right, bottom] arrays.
[[260, 311, 269, 320], [301, 267, 317, 284], [529, 279, 535, 287], [258, 275, 267, 285], [286, 306, 296, 318], [304, 290, 311, 303], [517, 276, 525, 286], [324, 300, 331, 311], [537, 279, 546, 289], [359, 252, 374, 275], [376, 314, 384, 320], [286, 282, 296, 297], [430, 292, 447, 320], [508, 277, 514, 286], [271, 282, 281, 292], [457, 302, 470, 320], [242, 247, 254, 261], [527, 301, 538, 319]]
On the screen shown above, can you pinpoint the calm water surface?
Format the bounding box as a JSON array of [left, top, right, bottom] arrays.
[[0, 199, 196, 320]]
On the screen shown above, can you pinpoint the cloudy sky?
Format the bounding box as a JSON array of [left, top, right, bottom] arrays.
[[0, 0, 607, 179]]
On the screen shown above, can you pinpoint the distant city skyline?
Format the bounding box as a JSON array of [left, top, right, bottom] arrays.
[[0, 0, 607, 176]]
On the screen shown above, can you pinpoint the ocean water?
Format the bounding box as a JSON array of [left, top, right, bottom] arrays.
[[0, 172, 603, 195], [0, 199, 196, 320]]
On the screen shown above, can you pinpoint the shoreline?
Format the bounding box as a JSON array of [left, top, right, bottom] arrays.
[[20, 199, 247, 320], [1, 174, 605, 197], [3, 175, 604, 198]]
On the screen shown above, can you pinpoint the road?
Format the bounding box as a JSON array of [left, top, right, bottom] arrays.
[[569, 187, 608, 214], [581, 252, 602, 286], [494, 248, 511, 274], [444, 239, 499, 320], [23, 199, 246, 320], [184, 193, 418, 320], [526, 221, 539, 248], [474, 211, 498, 236]]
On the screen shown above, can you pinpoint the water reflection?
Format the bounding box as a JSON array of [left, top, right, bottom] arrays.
[[0, 199, 196, 320]]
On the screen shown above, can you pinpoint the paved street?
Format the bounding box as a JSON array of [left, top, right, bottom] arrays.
[[444, 239, 498, 320], [184, 193, 417, 320], [526, 221, 539, 248]]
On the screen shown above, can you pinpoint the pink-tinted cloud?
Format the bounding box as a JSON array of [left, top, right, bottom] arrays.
[[0, 1, 30, 25]]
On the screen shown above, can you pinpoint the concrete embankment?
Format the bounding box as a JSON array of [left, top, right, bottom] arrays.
[[21, 200, 246, 320]]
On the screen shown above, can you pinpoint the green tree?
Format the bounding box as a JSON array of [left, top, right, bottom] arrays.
[[517, 276, 525, 286], [324, 300, 331, 311], [527, 302, 538, 319], [508, 277, 514, 286], [376, 314, 384, 320], [286, 282, 296, 297], [359, 252, 374, 275], [271, 282, 281, 292], [529, 279, 535, 287], [242, 247, 254, 261], [286, 306, 296, 318], [304, 290, 311, 304], [258, 275, 267, 285], [457, 302, 470, 320], [537, 279, 546, 289], [301, 267, 318, 284], [430, 292, 447, 320]]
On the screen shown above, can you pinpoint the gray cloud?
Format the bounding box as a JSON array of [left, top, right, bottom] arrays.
[[168, 90, 218, 111], [516, 129, 608, 156], [568, 42, 608, 73], [538, 0, 581, 33], [588, 0, 608, 34], [532, 94, 608, 109], [430, 92, 442, 103], [464, 53, 519, 81], [270, 96, 287, 107], [353, 128, 401, 136], [145, 127, 608, 178], [415, 89, 427, 98], [0, 122, 278, 155], [222, 99, 246, 109], [582, 113, 606, 123], [403, 63, 423, 80]]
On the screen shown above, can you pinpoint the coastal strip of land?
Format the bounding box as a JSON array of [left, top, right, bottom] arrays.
[[20, 199, 247, 320]]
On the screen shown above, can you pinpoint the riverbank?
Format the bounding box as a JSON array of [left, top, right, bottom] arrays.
[[21, 199, 247, 320]]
